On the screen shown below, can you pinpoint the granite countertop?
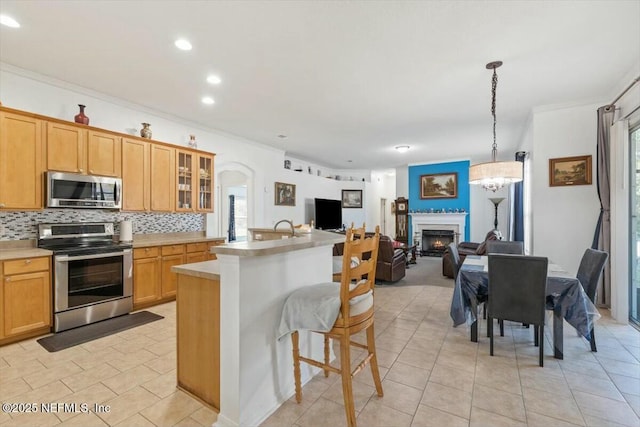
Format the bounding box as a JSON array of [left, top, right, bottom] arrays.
[[0, 240, 53, 261], [211, 229, 343, 257], [0, 247, 53, 261], [132, 233, 226, 248], [171, 260, 220, 280]]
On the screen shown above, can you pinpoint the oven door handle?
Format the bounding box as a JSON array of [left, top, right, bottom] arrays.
[[56, 251, 128, 262]]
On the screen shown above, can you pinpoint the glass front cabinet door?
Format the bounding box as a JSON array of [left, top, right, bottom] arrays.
[[177, 150, 194, 211], [197, 154, 214, 212]]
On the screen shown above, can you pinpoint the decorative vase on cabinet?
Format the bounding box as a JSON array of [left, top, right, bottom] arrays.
[[74, 104, 89, 125], [141, 123, 152, 139], [188, 134, 197, 149]]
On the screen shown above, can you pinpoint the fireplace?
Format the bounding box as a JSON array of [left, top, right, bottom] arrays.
[[421, 230, 455, 257]]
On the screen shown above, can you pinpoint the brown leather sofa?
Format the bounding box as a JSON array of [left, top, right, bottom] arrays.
[[442, 229, 501, 278], [334, 234, 407, 282]]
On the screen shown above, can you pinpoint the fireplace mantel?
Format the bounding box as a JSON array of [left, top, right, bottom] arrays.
[[410, 213, 468, 245]]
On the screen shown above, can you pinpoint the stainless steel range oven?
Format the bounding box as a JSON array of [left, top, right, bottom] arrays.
[[38, 223, 133, 332]]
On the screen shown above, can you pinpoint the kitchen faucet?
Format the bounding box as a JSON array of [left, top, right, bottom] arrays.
[[274, 219, 295, 237]]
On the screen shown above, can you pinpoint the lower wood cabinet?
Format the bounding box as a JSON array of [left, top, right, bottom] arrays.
[[186, 242, 207, 263], [176, 272, 220, 410], [133, 239, 224, 310], [160, 245, 186, 299], [133, 247, 161, 306], [1, 257, 51, 341]]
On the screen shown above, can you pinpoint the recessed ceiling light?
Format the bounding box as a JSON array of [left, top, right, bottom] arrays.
[[174, 38, 192, 51], [395, 145, 410, 153], [0, 14, 20, 28], [207, 75, 221, 85], [201, 96, 215, 105]]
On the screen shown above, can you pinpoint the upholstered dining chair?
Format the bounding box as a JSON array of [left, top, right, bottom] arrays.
[[446, 242, 461, 280], [486, 240, 524, 255], [282, 224, 383, 427], [486, 240, 525, 334], [488, 254, 548, 367], [576, 248, 608, 352]]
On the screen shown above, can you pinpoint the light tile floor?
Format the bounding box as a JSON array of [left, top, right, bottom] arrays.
[[262, 284, 640, 427], [0, 283, 638, 427]]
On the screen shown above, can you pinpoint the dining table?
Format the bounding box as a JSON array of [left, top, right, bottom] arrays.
[[449, 255, 600, 359]]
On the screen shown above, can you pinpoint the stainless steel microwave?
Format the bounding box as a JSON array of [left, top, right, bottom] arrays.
[[47, 171, 122, 209]]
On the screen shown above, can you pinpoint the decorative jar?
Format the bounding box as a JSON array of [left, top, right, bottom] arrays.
[[140, 123, 152, 139], [188, 134, 197, 148]]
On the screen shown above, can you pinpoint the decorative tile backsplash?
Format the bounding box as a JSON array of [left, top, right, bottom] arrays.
[[0, 210, 205, 241]]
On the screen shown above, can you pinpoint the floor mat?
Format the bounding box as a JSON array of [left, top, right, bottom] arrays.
[[37, 311, 164, 352]]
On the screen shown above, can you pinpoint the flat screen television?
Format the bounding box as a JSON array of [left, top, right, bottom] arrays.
[[314, 198, 342, 230]]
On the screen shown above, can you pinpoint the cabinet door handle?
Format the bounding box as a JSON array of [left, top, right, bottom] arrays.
[[79, 168, 84, 173], [90, 170, 94, 174], [145, 248, 150, 252], [25, 259, 31, 264], [5, 277, 9, 282], [0, 203, 5, 207]]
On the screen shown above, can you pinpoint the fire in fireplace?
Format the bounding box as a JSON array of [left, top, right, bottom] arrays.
[[421, 230, 455, 257]]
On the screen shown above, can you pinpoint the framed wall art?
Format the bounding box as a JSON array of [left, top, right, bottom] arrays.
[[549, 155, 592, 187], [341, 189, 362, 208], [274, 182, 296, 206], [420, 172, 458, 199]]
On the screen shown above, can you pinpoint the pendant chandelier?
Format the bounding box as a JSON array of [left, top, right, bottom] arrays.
[[469, 61, 523, 192]]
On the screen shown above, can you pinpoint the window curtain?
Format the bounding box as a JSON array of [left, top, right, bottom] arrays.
[[592, 106, 614, 306], [512, 151, 526, 242], [228, 194, 236, 242]]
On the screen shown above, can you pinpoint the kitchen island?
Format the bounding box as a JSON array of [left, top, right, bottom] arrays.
[[172, 229, 344, 427]]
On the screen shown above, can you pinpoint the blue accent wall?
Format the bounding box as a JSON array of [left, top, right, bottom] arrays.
[[408, 160, 470, 241]]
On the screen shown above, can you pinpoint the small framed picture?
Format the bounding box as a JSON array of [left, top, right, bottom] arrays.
[[274, 182, 296, 206], [549, 155, 592, 187], [341, 189, 363, 208], [420, 173, 458, 199]]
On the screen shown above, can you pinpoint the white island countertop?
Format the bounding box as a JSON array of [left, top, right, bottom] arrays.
[[210, 229, 344, 257], [171, 260, 220, 280]]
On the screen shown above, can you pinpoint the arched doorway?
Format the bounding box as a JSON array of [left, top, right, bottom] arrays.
[[214, 163, 254, 241]]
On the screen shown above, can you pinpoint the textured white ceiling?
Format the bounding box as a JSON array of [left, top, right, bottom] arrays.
[[1, 1, 639, 169]]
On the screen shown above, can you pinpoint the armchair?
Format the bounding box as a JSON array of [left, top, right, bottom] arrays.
[[442, 229, 501, 278], [333, 234, 406, 282], [376, 235, 407, 282]]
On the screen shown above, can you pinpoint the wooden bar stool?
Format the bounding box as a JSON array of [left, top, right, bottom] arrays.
[[282, 224, 383, 427]]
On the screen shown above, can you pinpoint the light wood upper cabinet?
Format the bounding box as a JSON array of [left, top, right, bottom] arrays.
[[197, 153, 214, 212], [47, 123, 122, 177], [87, 130, 121, 177], [150, 144, 175, 212], [46, 121, 86, 173], [176, 150, 195, 212], [122, 138, 150, 211], [0, 112, 44, 209]]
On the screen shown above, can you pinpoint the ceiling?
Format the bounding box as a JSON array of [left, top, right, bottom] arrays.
[[1, 1, 639, 170]]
